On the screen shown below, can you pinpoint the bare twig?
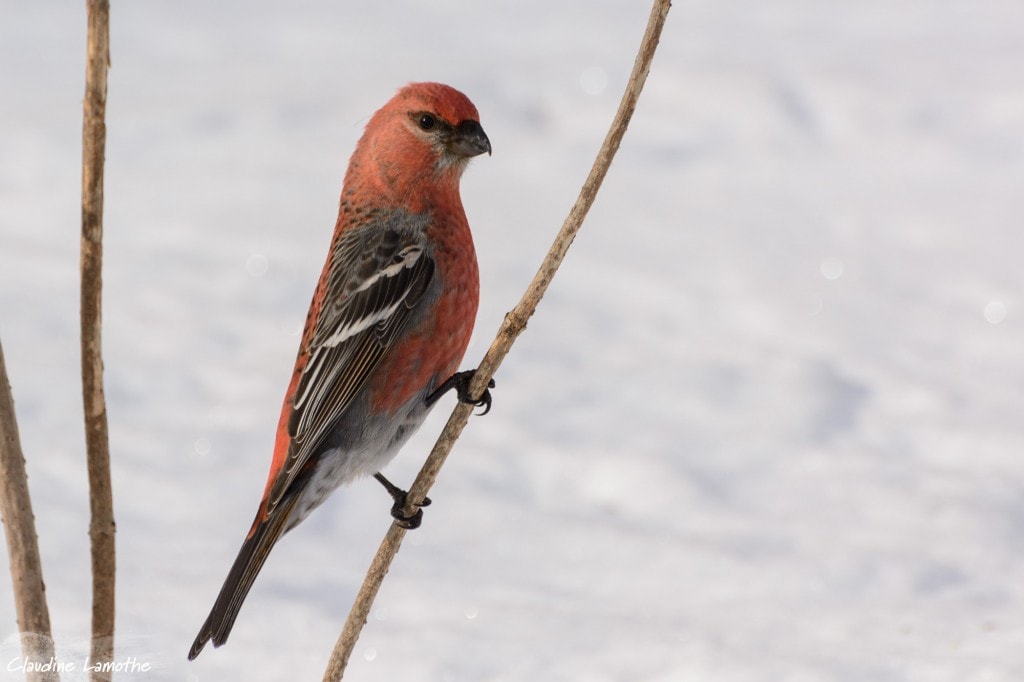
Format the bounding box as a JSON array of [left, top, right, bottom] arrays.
[[81, 1, 115, 679], [322, 1, 672, 678], [0, 341, 59, 681]]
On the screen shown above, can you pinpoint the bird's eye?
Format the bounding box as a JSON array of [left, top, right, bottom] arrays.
[[417, 114, 437, 131]]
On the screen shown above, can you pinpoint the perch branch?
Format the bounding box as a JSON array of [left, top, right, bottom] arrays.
[[321, 0, 672, 679], [0, 341, 59, 681], [80, 1, 116, 679]]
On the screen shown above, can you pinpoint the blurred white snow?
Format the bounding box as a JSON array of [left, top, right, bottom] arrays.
[[1, 1, 1023, 680]]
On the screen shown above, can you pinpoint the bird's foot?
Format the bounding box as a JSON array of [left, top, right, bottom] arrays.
[[427, 369, 495, 415], [374, 472, 430, 529]]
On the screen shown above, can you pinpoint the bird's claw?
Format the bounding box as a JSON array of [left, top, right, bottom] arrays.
[[453, 371, 495, 416], [374, 472, 429, 529], [391, 503, 423, 529], [425, 369, 496, 415], [389, 491, 431, 529]]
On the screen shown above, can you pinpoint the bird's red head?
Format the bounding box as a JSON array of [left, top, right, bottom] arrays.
[[346, 82, 490, 209]]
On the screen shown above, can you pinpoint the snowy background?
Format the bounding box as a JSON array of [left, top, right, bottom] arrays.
[[2, 1, 1024, 680]]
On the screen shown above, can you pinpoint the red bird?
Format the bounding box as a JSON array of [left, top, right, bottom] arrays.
[[189, 82, 492, 659]]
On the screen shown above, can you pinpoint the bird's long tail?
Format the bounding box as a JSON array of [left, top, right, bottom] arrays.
[[188, 494, 300, 660]]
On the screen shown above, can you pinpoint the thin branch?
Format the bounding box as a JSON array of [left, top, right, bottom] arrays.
[[0, 341, 59, 681], [81, 1, 115, 679], [321, 1, 672, 678]]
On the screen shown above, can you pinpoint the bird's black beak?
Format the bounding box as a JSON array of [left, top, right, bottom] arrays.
[[449, 120, 491, 158]]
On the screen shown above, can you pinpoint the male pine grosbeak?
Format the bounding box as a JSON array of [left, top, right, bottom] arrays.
[[189, 82, 491, 659]]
